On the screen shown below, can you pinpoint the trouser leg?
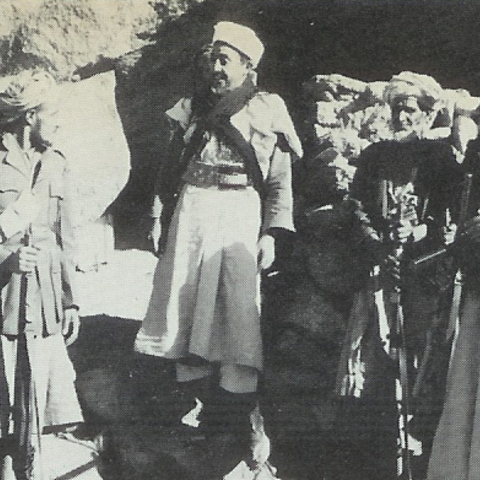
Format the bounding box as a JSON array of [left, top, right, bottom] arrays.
[[175, 363, 214, 383], [1, 455, 15, 480], [203, 364, 258, 437], [0, 438, 15, 480], [175, 363, 215, 408], [219, 364, 258, 394], [172, 362, 260, 438], [202, 366, 262, 478]]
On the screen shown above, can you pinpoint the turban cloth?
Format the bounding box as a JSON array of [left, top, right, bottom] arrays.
[[0, 70, 56, 124], [213, 21, 264, 68], [384, 71, 444, 112]]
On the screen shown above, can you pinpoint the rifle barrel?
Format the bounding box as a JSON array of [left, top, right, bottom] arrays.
[[411, 247, 448, 268]]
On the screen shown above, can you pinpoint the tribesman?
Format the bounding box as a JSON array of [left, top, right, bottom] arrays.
[[134, 21, 302, 467], [427, 115, 480, 480], [335, 72, 464, 479], [0, 70, 83, 479]]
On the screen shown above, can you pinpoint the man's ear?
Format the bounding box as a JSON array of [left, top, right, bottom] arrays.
[[24, 109, 37, 126]]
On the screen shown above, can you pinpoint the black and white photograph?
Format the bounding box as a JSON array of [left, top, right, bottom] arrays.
[[0, 1, 479, 479]]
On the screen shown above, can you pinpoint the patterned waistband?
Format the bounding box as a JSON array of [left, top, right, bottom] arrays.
[[182, 161, 252, 189]]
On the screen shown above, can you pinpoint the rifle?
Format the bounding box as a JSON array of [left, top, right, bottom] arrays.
[[12, 231, 35, 480], [379, 178, 414, 480], [411, 173, 472, 399], [447, 174, 472, 339], [12, 160, 43, 480]]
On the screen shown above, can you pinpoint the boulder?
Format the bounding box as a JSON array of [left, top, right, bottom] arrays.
[[303, 74, 367, 102], [0, 0, 158, 78]]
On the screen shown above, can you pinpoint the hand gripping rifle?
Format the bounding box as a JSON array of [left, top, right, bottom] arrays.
[[409, 173, 473, 271], [379, 178, 415, 480]]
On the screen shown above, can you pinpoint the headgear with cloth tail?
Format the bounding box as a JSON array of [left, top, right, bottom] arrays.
[[383, 71, 445, 112], [212, 21, 265, 68], [0, 70, 56, 126]]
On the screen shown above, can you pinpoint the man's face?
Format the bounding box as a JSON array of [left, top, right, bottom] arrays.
[[391, 96, 430, 137], [28, 103, 60, 149], [210, 43, 251, 95]]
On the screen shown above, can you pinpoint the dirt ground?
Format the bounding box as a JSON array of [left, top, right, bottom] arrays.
[[66, 249, 436, 480]]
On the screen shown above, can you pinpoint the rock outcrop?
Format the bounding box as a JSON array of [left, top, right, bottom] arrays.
[[2, 2, 480, 476], [302, 73, 480, 164], [0, 0, 158, 78]]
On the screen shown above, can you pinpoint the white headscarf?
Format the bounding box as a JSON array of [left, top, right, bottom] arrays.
[[212, 21, 264, 68], [384, 71, 444, 112], [0, 70, 56, 124]]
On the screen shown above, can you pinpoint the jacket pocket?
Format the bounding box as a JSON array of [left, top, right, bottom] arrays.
[[0, 179, 21, 216]]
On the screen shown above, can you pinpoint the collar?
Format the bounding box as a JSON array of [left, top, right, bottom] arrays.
[[192, 75, 257, 126], [1, 132, 37, 179]]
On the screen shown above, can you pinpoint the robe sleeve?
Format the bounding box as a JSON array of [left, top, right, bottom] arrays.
[[262, 143, 294, 233]]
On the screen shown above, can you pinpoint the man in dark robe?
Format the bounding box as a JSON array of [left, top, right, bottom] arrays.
[[336, 72, 464, 480]]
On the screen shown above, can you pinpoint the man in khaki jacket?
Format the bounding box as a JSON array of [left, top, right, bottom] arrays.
[[0, 70, 83, 480]]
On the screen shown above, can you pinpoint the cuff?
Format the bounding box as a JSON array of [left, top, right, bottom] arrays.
[[65, 304, 80, 311]]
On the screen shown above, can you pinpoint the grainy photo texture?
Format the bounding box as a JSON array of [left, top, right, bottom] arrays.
[[0, 2, 479, 480]]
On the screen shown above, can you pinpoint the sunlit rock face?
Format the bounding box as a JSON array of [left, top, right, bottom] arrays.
[[0, 0, 208, 265], [0, 0, 157, 78]]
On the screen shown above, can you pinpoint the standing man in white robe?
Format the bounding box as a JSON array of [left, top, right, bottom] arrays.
[[135, 21, 302, 458]]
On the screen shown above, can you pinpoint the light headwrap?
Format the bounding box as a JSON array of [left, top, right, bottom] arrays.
[[0, 70, 56, 124], [384, 71, 444, 112], [212, 21, 264, 68]]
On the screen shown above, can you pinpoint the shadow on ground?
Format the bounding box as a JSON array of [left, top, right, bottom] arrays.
[[69, 315, 431, 480]]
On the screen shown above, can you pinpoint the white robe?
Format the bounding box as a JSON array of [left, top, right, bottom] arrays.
[[134, 92, 302, 370]]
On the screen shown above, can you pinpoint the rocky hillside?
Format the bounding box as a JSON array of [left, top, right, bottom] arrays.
[[0, 0, 155, 77], [110, 0, 480, 227], [2, 0, 480, 225]]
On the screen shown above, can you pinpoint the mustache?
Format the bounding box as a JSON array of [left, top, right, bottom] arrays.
[[212, 72, 228, 82]]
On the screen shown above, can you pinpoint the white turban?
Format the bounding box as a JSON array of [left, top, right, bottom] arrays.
[[213, 21, 264, 68], [0, 70, 56, 124], [384, 71, 444, 112]]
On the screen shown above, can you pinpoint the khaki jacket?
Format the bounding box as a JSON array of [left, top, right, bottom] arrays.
[[0, 135, 77, 336]]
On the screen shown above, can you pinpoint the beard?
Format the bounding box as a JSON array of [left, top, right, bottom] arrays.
[[30, 129, 53, 150], [210, 73, 230, 95]]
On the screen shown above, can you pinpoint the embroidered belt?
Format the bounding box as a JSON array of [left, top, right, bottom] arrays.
[[182, 162, 252, 189]]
